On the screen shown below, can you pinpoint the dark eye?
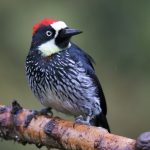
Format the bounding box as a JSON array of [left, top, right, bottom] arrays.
[[46, 31, 52, 37]]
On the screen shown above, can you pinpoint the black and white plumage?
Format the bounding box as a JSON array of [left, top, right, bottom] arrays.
[[26, 19, 110, 132]]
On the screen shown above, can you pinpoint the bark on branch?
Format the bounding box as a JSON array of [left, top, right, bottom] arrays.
[[0, 101, 149, 150]]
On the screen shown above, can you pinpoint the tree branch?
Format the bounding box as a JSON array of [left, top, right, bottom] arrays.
[[0, 101, 149, 150]]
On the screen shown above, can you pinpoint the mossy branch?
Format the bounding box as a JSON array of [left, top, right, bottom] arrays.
[[0, 101, 149, 150]]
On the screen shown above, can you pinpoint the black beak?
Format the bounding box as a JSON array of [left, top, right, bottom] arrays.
[[60, 28, 82, 38]]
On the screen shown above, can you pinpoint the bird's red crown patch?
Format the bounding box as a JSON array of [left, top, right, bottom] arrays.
[[33, 18, 58, 34]]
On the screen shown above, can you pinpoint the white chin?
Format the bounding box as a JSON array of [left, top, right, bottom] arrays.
[[38, 39, 61, 57]]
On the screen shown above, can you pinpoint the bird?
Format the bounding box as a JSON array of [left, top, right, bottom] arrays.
[[26, 18, 110, 132]]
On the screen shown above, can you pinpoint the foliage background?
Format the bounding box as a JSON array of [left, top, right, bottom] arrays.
[[0, 0, 150, 149]]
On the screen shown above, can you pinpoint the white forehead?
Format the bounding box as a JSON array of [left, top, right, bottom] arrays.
[[51, 21, 67, 31]]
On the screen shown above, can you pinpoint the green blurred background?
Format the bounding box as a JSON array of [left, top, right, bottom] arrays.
[[0, 0, 150, 149]]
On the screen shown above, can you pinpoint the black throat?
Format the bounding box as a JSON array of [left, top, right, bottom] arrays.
[[55, 30, 71, 49]]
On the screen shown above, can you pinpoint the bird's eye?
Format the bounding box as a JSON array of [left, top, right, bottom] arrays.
[[46, 31, 52, 37]]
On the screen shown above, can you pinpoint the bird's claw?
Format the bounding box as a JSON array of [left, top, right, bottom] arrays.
[[75, 115, 91, 125], [24, 108, 53, 128], [38, 107, 53, 116], [24, 110, 38, 128]]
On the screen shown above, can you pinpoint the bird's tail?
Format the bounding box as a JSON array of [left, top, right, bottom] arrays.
[[92, 113, 110, 133]]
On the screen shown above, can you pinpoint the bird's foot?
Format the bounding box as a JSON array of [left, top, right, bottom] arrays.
[[24, 108, 53, 128], [75, 115, 91, 126], [24, 110, 38, 128], [38, 107, 53, 116]]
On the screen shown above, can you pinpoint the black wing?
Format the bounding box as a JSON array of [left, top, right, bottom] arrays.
[[68, 43, 107, 115]]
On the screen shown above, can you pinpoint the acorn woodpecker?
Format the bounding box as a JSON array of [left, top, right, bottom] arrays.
[[26, 18, 110, 132]]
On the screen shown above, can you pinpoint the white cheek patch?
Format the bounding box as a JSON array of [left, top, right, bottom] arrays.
[[51, 21, 67, 37], [38, 39, 61, 57]]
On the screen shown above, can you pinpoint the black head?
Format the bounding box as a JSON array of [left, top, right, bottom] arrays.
[[30, 19, 82, 57]]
